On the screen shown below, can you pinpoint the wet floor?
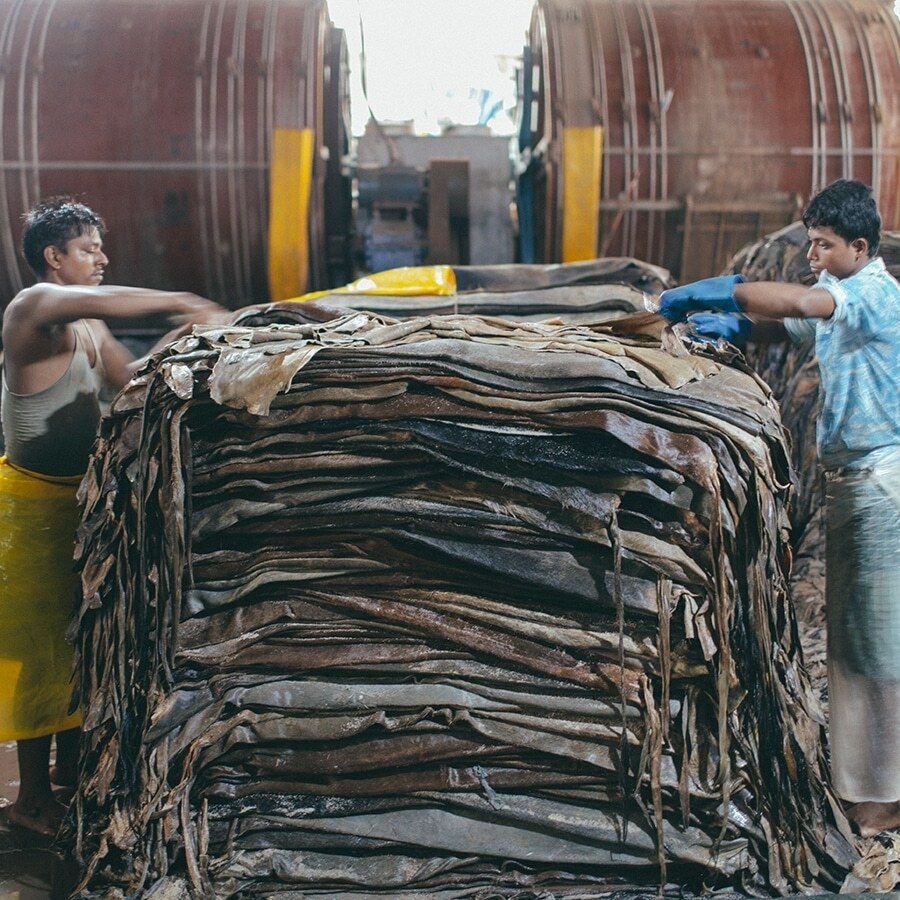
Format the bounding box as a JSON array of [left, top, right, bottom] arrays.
[[0, 741, 78, 899]]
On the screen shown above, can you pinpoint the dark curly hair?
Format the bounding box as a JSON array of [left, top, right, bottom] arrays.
[[21, 195, 106, 278], [802, 179, 880, 256]]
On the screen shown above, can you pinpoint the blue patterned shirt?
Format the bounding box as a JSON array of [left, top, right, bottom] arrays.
[[783, 257, 900, 468]]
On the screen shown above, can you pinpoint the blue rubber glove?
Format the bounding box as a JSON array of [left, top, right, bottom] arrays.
[[687, 312, 752, 348], [658, 274, 745, 323]]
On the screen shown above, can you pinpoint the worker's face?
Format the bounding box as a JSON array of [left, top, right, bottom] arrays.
[[806, 226, 868, 281], [46, 226, 108, 285]]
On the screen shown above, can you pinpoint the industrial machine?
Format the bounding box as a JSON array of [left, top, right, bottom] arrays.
[[516, 0, 900, 279], [0, 0, 352, 307], [355, 122, 515, 272], [0, 0, 897, 306]]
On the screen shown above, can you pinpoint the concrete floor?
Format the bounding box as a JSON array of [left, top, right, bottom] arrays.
[[0, 741, 78, 899]]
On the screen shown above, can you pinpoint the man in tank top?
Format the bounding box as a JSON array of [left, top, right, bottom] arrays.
[[0, 196, 227, 838]]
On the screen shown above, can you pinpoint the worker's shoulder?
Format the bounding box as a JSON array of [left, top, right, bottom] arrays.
[[2, 283, 77, 339], [873, 262, 900, 296], [5, 281, 60, 309], [3, 284, 40, 325]]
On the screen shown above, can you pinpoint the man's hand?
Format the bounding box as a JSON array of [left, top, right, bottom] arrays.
[[129, 295, 233, 376], [687, 312, 752, 348], [658, 275, 745, 323], [170, 293, 231, 326]]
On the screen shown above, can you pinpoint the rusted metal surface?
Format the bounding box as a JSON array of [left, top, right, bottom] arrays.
[[67, 299, 856, 896], [0, 0, 351, 308], [519, 0, 900, 278]]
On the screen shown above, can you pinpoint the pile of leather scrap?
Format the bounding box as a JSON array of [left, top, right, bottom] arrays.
[[67, 307, 856, 897], [294, 257, 673, 324], [842, 831, 900, 893]]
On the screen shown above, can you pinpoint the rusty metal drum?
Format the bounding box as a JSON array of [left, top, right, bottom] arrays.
[[0, 0, 351, 308], [518, 0, 900, 280]]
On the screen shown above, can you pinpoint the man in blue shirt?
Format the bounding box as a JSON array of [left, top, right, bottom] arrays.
[[659, 179, 900, 839]]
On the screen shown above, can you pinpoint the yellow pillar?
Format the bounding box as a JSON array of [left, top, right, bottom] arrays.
[[268, 127, 314, 301], [561, 126, 603, 262]]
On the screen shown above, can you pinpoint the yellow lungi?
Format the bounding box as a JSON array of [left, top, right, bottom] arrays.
[[0, 456, 82, 740]]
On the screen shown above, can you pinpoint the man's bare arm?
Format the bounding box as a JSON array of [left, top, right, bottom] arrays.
[[3, 282, 226, 334], [733, 281, 835, 320], [2, 282, 230, 392]]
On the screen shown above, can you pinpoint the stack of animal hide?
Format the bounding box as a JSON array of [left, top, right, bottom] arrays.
[[304, 257, 672, 324], [67, 305, 856, 897]]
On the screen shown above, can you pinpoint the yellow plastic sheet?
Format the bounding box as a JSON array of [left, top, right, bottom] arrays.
[[0, 457, 82, 741], [285, 265, 457, 303]]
